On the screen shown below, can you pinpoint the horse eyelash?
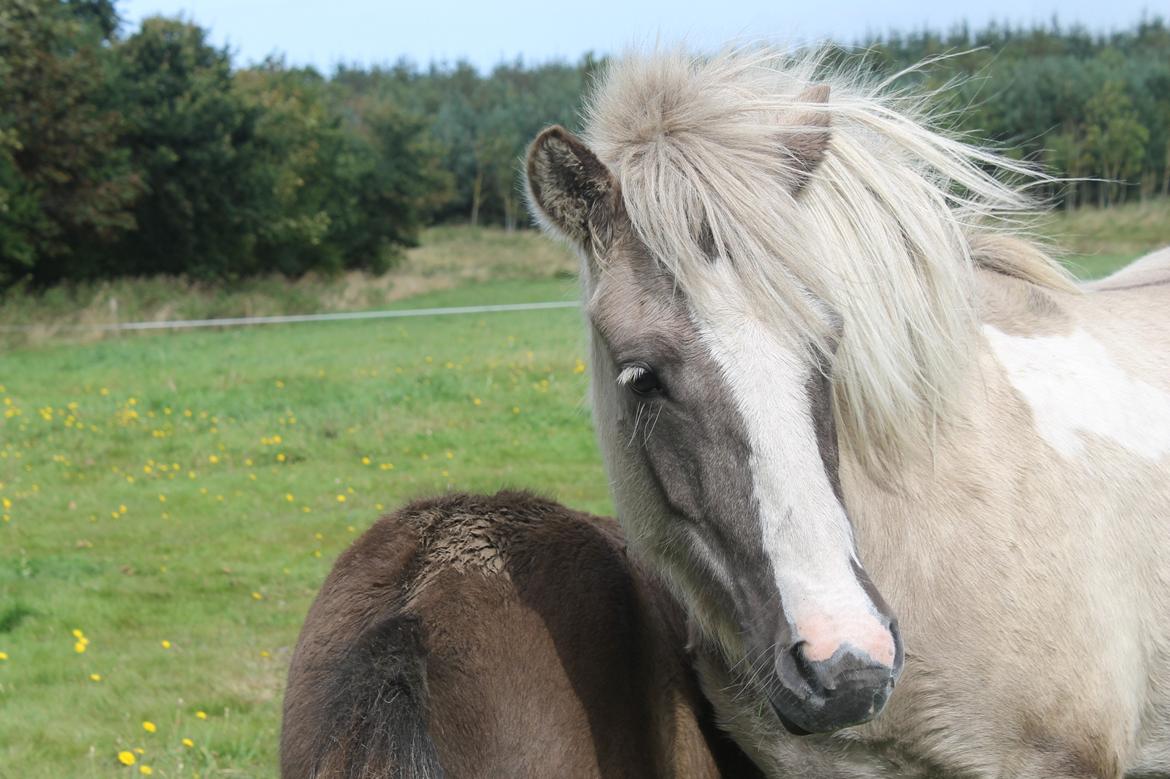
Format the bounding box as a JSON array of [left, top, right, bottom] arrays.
[[616, 365, 647, 387]]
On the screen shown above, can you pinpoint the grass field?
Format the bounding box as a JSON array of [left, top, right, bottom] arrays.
[[0, 278, 604, 777], [0, 227, 577, 346], [1, 203, 1168, 777], [1038, 199, 1170, 279]]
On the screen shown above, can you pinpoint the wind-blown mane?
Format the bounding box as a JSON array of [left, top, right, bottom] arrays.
[[581, 46, 1076, 471]]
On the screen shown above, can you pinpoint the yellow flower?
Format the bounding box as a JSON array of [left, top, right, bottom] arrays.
[[336, 494, 346, 503], [117, 751, 136, 766], [472, 397, 482, 406], [276, 453, 286, 462], [182, 738, 194, 748], [361, 456, 371, 465], [0, 651, 8, 661], [139, 765, 153, 775], [160, 640, 171, 649], [195, 710, 207, 720], [251, 591, 262, 600], [71, 628, 84, 639], [74, 641, 87, 654], [89, 673, 102, 682], [208, 455, 219, 464], [142, 721, 156, 733]]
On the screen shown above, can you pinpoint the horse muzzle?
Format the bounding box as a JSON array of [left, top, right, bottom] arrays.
[[768, 620, 903, 734]]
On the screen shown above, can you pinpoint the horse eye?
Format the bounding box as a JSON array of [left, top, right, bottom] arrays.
[[622, 364, 664, 397]]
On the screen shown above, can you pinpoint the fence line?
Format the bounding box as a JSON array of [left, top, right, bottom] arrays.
[[0, 300, 581, 333]]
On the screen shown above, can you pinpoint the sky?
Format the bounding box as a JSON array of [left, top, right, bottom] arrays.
[[119, 0, 1161, 72]]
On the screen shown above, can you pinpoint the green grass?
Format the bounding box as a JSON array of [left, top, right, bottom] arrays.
[[1, 203, 1167, 777], [0, 227, 577, 347], [0, 279, 604, 778], [1040, 199, 1170, 278]]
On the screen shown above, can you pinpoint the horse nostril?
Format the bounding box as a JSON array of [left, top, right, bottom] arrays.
[[790, 642, 822, 690], [775, 640, 827, 697], [771, 638, 899, 732]]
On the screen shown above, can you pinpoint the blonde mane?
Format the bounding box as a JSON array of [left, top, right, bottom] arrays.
[[581, 46, 1077, 471]]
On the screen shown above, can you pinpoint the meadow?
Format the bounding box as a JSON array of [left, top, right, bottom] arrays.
[[2, 202, 1169, 778]]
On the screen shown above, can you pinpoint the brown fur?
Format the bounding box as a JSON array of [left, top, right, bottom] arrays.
[[281, 491, 762, 779]]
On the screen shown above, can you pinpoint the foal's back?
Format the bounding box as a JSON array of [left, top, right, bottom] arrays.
[[281, 491, 750, 778]]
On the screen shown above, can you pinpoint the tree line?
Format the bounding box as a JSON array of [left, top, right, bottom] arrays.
[[849, 19, 1170, 209], [1, 1, 1167, 287]]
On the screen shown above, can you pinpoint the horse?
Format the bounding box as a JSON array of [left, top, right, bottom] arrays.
[[280, 490, 764, 778], [525, 47, 1170, 778]]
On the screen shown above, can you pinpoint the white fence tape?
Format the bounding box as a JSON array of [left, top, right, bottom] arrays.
[[0, 300, 581, 333]]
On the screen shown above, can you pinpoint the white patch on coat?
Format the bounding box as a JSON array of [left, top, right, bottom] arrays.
[[691, 270, 894, 666], [984, 325, 1170, 461]]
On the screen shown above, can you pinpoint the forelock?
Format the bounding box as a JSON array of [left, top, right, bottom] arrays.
[[578, 44, 1075, 475]]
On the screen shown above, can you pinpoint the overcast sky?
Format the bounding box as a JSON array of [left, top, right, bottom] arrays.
[[119, 0, 1161, 72]]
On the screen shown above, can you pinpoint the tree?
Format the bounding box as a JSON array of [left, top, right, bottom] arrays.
[[332, 99, 452, 269], [1083, 81, 1149, 206], [1047, 131, 1088, 209], [234, 62, 349, 274], [0, 0, 140, 285], [108, 17, 266, 278]]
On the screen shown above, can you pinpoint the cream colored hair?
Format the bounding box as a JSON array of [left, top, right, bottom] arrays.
[[580, 45, 1076, 473]]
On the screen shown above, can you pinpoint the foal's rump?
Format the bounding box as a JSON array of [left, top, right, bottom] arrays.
[[281, 491, 744, 778]]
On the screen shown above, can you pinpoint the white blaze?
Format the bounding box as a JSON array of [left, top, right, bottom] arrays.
[[692, 275, 894, 666]]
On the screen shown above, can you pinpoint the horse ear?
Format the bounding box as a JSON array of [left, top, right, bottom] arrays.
[[526, 126, 617, 247], [786, 84, 832, 192]]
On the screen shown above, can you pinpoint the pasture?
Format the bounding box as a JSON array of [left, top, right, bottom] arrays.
[[0, 277, 601, 777], [1, 202, 1168, 778]]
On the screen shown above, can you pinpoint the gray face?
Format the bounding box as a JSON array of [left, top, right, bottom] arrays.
[[588, 237, 769, 623], [527, 125, 903, 735], [586, 228, 902, 734]]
